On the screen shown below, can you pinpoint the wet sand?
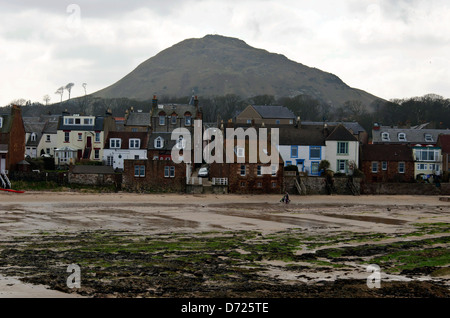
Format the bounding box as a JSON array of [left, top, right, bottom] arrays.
[[0, 191, 449, 297]]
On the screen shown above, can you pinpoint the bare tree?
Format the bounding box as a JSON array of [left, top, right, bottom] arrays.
[[43, 94, 51, 105], [65, 83, 75, 100], [9, 98, 27, 106], [55, 86, 64, 102]]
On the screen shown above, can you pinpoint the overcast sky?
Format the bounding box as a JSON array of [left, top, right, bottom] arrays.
[[1, 0, 449, 106]]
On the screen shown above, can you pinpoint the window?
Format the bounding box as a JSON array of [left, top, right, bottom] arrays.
[[30, 133, 36, 142], [236, 147, 245, 158], [310, 146, 321, 160], [240, 165, 246, 176], [46, 148, 50, 154], [107, 156, 113, 166], [372, 162, 378, 173], [424, 134, 433, 142], [337, 142, 349, 155], [159, 113, 166, 125], [154, 137, 164, 149], [311, 162, 319, 175], [398, 133, 407, 142], [240, 182, 246, 187], [271, 165, 277, 176], [429, 164, 440, 172], [84, 118, 93, 125], [134, 155, 140, 160], [291, 146, 298, 158], [129, 139, 141, 149], [415, 148, 438, 161], [164, 166, 175, 178], [381, 132, 390, 141], [382, 161, 388, 171], [257, 165, 262, 176], [46, 135, 51, 142], [75, 118, 81, 125], [64, 132, 70, 143], [95, 132, 101, 143], [185, 114, 192, 126], [131, 128, 138, 132], [257, 182, 262, 188], [0, 117, 2, 128], [337, 159, 348, 173], [275, 120, 280, 125], [272, 182, 277, 188], [285, 161, 292, 166], [171, 114, 177, 125], [78, 133, 82, 141], [417, 163, 427, 170], [134, 165, 145, 177], [64, 118, 74, 125], [110, 138, 121, 149], [94, 149, 100, 160], [247, 119, 252, 124]]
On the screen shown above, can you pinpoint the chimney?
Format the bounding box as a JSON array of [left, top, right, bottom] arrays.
[[323, 123, 329, 138], [151, 95, 158, 113], [295, 116, 301, 129]]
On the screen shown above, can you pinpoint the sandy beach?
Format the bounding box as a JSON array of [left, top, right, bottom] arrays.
[[0, 191, 449, 298]]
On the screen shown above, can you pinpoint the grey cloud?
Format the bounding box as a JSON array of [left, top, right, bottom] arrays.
[[1, 0, 188, 18]]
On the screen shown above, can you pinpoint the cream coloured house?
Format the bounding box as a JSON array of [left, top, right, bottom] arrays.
[[55, 113, 116, 167]]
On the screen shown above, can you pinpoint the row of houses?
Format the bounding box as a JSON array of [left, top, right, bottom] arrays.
[[2, 98, 450, 194]]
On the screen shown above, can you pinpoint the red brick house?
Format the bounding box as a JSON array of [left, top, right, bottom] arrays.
[[361, 144, 414, 183], [122, 159, 187, 192], [209, 125, 284, 194], [0, 105, 26, 173]]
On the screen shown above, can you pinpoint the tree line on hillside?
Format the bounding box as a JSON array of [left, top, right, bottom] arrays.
[[4, 93, 450, 135]]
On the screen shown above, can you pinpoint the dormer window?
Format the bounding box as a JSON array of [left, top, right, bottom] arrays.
[[110, 138, 121, 149], [129, 138, 140, 149], [398, 133, 407, 142], [381, 132, 390, 141], [171, 114, 177, 125], [424, 134, 433, 142], [154, 136, 164, 149], [159, 112, 166, 125], [184, 112, 192, 126], [30, 133, 36, 142]]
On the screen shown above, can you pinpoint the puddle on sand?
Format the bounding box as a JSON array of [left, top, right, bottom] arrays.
[[322, 213, 407, 225]]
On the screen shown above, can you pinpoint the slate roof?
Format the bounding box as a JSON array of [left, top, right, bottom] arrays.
[[42, 121, 58, 134], [302, 121, 366, 134], [278, 125, 327, 146], [104, 131, 149, 150], [362, 144, 413, 161], [125, 112, 150, 127], [147, 132, 178, 150], [251, 105, 296, 119], [372, 126, 450, 144], [326, 124, 358, 142], [58, 116, 105, 131]]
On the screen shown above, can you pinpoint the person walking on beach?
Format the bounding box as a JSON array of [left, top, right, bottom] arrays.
[[280, 192, 290, 204]]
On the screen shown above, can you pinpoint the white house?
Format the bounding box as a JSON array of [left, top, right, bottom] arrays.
[[103, 131, 149, 171], [278, 125, 326, 176], [324, 124, 360, 174]]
